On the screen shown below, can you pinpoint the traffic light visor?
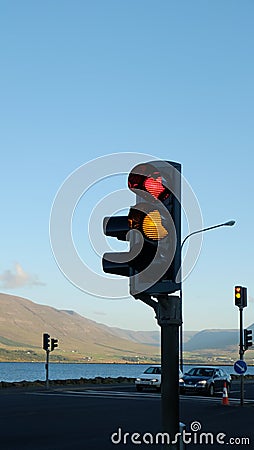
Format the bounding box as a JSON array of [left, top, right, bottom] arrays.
[[51, 338, 58, 351]]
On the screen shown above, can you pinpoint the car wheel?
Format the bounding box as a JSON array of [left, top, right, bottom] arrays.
[[136, 386, 143, 392], [226, 383, 230, 394], [208, 384, 215, 396]]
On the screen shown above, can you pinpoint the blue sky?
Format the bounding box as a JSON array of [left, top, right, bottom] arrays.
[[0, 0, 253, 332]]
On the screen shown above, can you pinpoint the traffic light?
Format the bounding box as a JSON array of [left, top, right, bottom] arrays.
[[235, 286, 247, 308], [128, 160, 181, 296], [43, 333, 50, 351], [102, 160, 181, 297], [51, 338, 58, 352], [244, 329, 252, 350]]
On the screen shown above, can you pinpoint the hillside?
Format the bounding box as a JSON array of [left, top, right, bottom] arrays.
[[183, 326, 254, 365], [109, 328, 197, 346], [0, 293, 160, 363], [184, 329, 239, 351], [0, 293, 252, 364]]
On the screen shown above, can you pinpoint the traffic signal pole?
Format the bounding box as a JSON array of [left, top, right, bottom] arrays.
[[158, 295, 182, 450], [42, 333, 58, 389], [102, 160, 183, 448], [235, 286, 248, 406], [45, 349, 49, 390], [239, 306, 244, 406], [43, 333, 50, 389], [140, 294, 182, 449]]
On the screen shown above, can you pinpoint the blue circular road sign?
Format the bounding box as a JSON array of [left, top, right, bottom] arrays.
[[234, 360, 247, 374]]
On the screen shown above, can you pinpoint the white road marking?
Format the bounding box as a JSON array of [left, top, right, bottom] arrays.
[[28, 389, 254, 404]]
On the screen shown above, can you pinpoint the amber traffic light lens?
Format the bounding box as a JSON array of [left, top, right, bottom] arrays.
[[142, 210, 168, 240], [128, 206, 168, 241]]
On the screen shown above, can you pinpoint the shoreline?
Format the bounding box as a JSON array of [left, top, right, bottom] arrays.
[[1, 374, 254, 390], [1, 360, 254, 365]]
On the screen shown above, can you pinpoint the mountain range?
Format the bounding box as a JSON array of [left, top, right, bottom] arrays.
[[0, 293, 161, 362], [0, 293, 253, 363]]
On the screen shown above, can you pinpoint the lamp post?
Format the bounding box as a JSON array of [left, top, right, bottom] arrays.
[[179, 220, 235, 372]]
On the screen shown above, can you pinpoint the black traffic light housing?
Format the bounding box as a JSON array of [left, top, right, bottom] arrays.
[[128, 160, 181, 297], [244, 329, 252, 351], [102, 160, 181, 297], [235, 286, 247, 308], [43, 333, 50, 351], [51, 338, 58, 352]]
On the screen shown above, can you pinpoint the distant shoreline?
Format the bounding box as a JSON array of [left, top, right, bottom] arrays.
[[0, 360, 254, 366]]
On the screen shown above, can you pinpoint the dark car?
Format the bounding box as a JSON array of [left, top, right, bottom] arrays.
[[179, 366, 231, 396]]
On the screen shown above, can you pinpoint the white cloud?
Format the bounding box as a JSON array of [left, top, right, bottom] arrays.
[[0, 263, 45, 289]]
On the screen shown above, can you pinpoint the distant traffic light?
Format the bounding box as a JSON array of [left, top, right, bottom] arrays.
[[244, 329, 252, 351], [51, 338, 58, 352], [43, 333, 50, 351], [102, 160, 181, 297], [235, 286, 247, 308]]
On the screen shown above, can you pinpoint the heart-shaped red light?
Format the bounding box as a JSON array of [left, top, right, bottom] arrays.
[[144, 176, 165, 199]]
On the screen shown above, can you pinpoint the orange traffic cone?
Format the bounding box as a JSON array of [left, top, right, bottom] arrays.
[[222, 381, 229, 405]]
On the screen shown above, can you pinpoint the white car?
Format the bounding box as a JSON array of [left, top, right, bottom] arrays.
[[135, 365, 183, 392]]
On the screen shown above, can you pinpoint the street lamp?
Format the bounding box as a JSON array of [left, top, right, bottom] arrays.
[[179, 219, 235, 372]]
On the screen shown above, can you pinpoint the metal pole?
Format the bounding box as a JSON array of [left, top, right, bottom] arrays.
[[45, 349, 49, 390], [161, 325, 179, 449], [157, 295, 182, 450], [239, 307, 244, 406]]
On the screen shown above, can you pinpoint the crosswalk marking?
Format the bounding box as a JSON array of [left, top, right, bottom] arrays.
[[28, 389, 254, 405], [30, 389, 160, 400], [65, 389, 158, 397]]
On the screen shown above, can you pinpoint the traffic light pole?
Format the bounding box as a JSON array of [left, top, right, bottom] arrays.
[[140, 294, 182, 449], [158, 295, 182, 450], [45, 349, 49, 390], [239, 307, 244, 406]]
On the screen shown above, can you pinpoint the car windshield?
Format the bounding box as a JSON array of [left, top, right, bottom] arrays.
[[144, 367, 161, 374], [186, 368, 214, 377]]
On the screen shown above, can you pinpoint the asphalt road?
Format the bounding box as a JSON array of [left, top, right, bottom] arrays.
[[0, 381, 253, 450]]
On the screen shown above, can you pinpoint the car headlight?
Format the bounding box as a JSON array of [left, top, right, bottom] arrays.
[[179, 378, 184, 383], [150, 378, 159, 382], [197, 380, 207, 385], [136, 378, 141, 382]]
